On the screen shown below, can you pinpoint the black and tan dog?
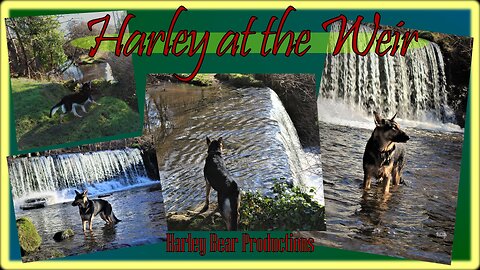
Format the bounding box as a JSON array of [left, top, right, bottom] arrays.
[[363, 112, 410, 194], [50, 81, 99, 123], [71, 190, 121, 232], [202, 137, 241, 230]]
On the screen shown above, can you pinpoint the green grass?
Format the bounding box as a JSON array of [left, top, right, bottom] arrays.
[[11, 78, 140, 150]]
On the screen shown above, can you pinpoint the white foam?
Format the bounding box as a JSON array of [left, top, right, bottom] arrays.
[[14, 177, 157, 209], [317, 98, 464, 133]]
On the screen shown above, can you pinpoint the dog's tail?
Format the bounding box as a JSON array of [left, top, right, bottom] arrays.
[[223, 181, 240, 231], [50, 101, 63, 118], [112, 212, 121, 223]]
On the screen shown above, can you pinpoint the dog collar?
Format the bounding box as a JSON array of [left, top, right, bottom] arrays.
[[84, 199, 91, 210], [380, 144, 395, 166]]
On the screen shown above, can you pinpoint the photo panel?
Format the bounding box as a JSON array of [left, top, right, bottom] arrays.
[[144, 74, 326, 231], [7, 137, 166, 262], [6, 11, 141, 152], [312, 21, 473, 264]]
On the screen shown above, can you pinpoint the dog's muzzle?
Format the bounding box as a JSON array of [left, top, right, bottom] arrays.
[[395, 133, 410, 142]]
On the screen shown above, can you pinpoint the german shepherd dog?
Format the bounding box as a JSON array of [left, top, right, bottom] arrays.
[[50, 81, 99, 122], [363, 112, 410, 194], [71, 190, 121, 232], [202, 137, 241, 230]]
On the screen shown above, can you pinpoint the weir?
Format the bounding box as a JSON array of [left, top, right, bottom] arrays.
[[8, 148, 151, 203], [320, 21, 455, 124], [154, 87, 323, 212]]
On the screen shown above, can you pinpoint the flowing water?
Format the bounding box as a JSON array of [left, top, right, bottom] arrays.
[[307, 22, 465, 264], [320, 21, 455, 124], [62, 61, 115, 82], [17, 184, 166, 262], [9, 148, 151, 204], [308, 119, 462, 264], [8, 149, 166, 262], [146, 84, 324, 213]]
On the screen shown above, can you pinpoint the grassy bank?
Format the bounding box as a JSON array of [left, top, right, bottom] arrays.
[[11, 78, 140, 150]]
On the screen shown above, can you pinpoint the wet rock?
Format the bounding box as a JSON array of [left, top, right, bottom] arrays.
[[22, 248, 65, 262], [435, 231, 447, 239], [141, 148, 160, 180], [147, 184, 163, 192], [53, 229, 74, 242], [167, 203, 226, 231], [20, 198, 47, 210], [98, 193, 112, 198], [16, 217, 42, 255]]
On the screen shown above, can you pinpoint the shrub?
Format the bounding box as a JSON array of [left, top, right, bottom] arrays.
[[239, 182, 325, 231]]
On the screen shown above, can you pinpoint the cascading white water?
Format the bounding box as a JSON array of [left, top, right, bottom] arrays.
[[268, 90, 324, 204], [60, 61, 116, 82], [320, 21, 455, 124], [104, 62, 115, 82], [62, 61, 84, 81], [8, 148, 151, 202]]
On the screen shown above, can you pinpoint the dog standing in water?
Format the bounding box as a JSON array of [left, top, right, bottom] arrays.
[[363, 112, 410, 194], [71, 190, 121, 232]]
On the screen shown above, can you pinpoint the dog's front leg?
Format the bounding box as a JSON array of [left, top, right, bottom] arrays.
[[201, 180, 211, 212], [72, 105, 82, 118], [363, 174, 372, 190], [82, 220, 87, 232], [89, 217, 94, 231], [383, 175, 391, 195]]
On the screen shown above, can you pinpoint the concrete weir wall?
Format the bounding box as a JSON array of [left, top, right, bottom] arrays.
[[158, 87, 324, 212]]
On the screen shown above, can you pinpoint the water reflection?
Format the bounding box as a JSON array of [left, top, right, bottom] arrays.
[[145, 83, 324, 212], [310, 122, 462, 264]]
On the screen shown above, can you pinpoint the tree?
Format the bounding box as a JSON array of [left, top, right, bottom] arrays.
[[6, 16, 67, 78]]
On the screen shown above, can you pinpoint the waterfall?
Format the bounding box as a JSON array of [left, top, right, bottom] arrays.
[[155, 87, 324, 212], [104, 62, 115, 82], [62, 61, 83, 81], [8, 148, 153, 203], [269, 90, 324, 204], [320, 21, 455, 125]]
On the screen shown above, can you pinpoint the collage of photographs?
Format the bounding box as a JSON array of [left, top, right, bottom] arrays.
[[0, 3, 477, 270]]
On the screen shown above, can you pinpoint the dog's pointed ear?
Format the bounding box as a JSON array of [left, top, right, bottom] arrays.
[[218, 137, 223, 144], [373, 111, 383, 126], [390, 112, 397, 121], [82, 190, 88, 196], [206, 136, 211, 146], [75, 190, 80, 195]]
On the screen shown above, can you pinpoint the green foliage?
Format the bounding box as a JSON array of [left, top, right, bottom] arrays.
[[6, 16, 67, 76], [11, 78, 141, 150], [239, 182, 325, 231], [214, 74, 265, 88], [16, 217, 42, 254], [78, 55, 106, 65]]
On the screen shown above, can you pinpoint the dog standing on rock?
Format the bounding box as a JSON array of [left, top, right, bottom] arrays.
[[363, 112, 410, 194], [202, 137, 241, 231]]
